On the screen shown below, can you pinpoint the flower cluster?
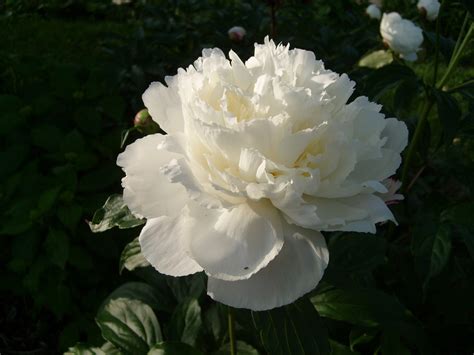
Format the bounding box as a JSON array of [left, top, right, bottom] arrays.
[[363, 0, 440, 61], [118, 38, 408, 310]]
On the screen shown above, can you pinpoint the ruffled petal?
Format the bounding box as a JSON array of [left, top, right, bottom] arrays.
[[308, 194, 395, 233], [139, 217, 203, 277], [142, 80, 184, 134], [207, 224, 328, 310], [117, 134, 188, 218], [183, 201, 284, 281]]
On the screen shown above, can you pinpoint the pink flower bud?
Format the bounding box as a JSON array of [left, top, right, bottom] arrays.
[[380, 178, 404, 205], [228, 26, 247, 42], [133, 109, 159, 134]]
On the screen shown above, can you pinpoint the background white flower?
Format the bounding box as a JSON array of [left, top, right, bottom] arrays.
[[380, 12, 423, 61], [366, 4, 382, 20], [117, 38, 408, 310], [228, 26, 246, 42], [417, 0, 441, 21], [112, 0, 131, 5]]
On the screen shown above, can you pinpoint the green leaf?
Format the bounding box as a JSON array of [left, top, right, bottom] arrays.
[[393, 78, 420, 114], [460, 0, 474, 15], [324, 233, 386, 288], [442, 202, 474, 227], [349, 327, 378, 352], [31, 125, 63, 151], [120, 237, 150, 273], [167, 273, 206, 302], [65, 343, 106, 355], [423, 31, 455, 62], [380, 330, 411, 355], [61, 130, 85, 155], [252, 297, 330, 355], [169, 298, 202, 346], [148, 342, 204, 355], [88, 194, 144, 233], [412, 224, 452, 293], [68, 245, 94, 270], [329, 340, 359, 355], [104, 282, 169, 313], [100, 342, 122, 355], [214, 341, 260, 355], [458, 227, 474, 260], [44, 229, 70, 269], [312, 287, 407, 327], [364, 64, 417, 101], [96, 298, 162, 354], [327, 233, 386, 273], [434, 90, 462, 144], [73, 107, 102, 136], [358, 50, 393, 69], [203, 304, 226, 343], [0, 144, 29, 179], [37, 186, 62, 214], [58, 204, 83, 231], [100, 342, 123, 355]]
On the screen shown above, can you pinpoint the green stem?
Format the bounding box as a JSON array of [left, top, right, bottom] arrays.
[[401, 97, 435, 192], [228, 307, 236, 355], [401, 14, 473, 192], [437, 22, 474, 89], [451, 12, 469, 60], [446, 79, 474, 93], [432, 1, 443, 86]]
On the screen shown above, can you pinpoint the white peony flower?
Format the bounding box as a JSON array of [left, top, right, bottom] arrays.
[[228, 26, 247, 42], [366, 4, 382, 20], [380, 12, 423, 62], [417, 0, 440, 21], [117, 38, 408, 310]]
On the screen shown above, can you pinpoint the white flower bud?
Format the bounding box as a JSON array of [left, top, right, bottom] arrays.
[[380, 12, 423, 61], [228, 26, 246, 42], [417, 0, 441, 21], [366, 4, 382, 20]]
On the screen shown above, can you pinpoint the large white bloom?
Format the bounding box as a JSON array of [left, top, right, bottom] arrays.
[[417, 0, 440, 21], [117, 38, 408, 310], [380, 12, 423, 61]]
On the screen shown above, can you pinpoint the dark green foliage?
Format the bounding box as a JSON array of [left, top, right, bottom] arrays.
[[251, 298, 331, 355]]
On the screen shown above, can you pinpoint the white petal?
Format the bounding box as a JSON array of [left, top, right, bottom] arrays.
[[400, 52, 418, 62], [382, 117, 408, 153], [117, 134, 188, 218], [142, 81, 184, 134], [139, 217, 203, 277], [161, 158, 223, 209], [309, 194, 395, 233], [184, 201, 284, 281], [349, 148, 402, 183], [207, 225, 328, 310]]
